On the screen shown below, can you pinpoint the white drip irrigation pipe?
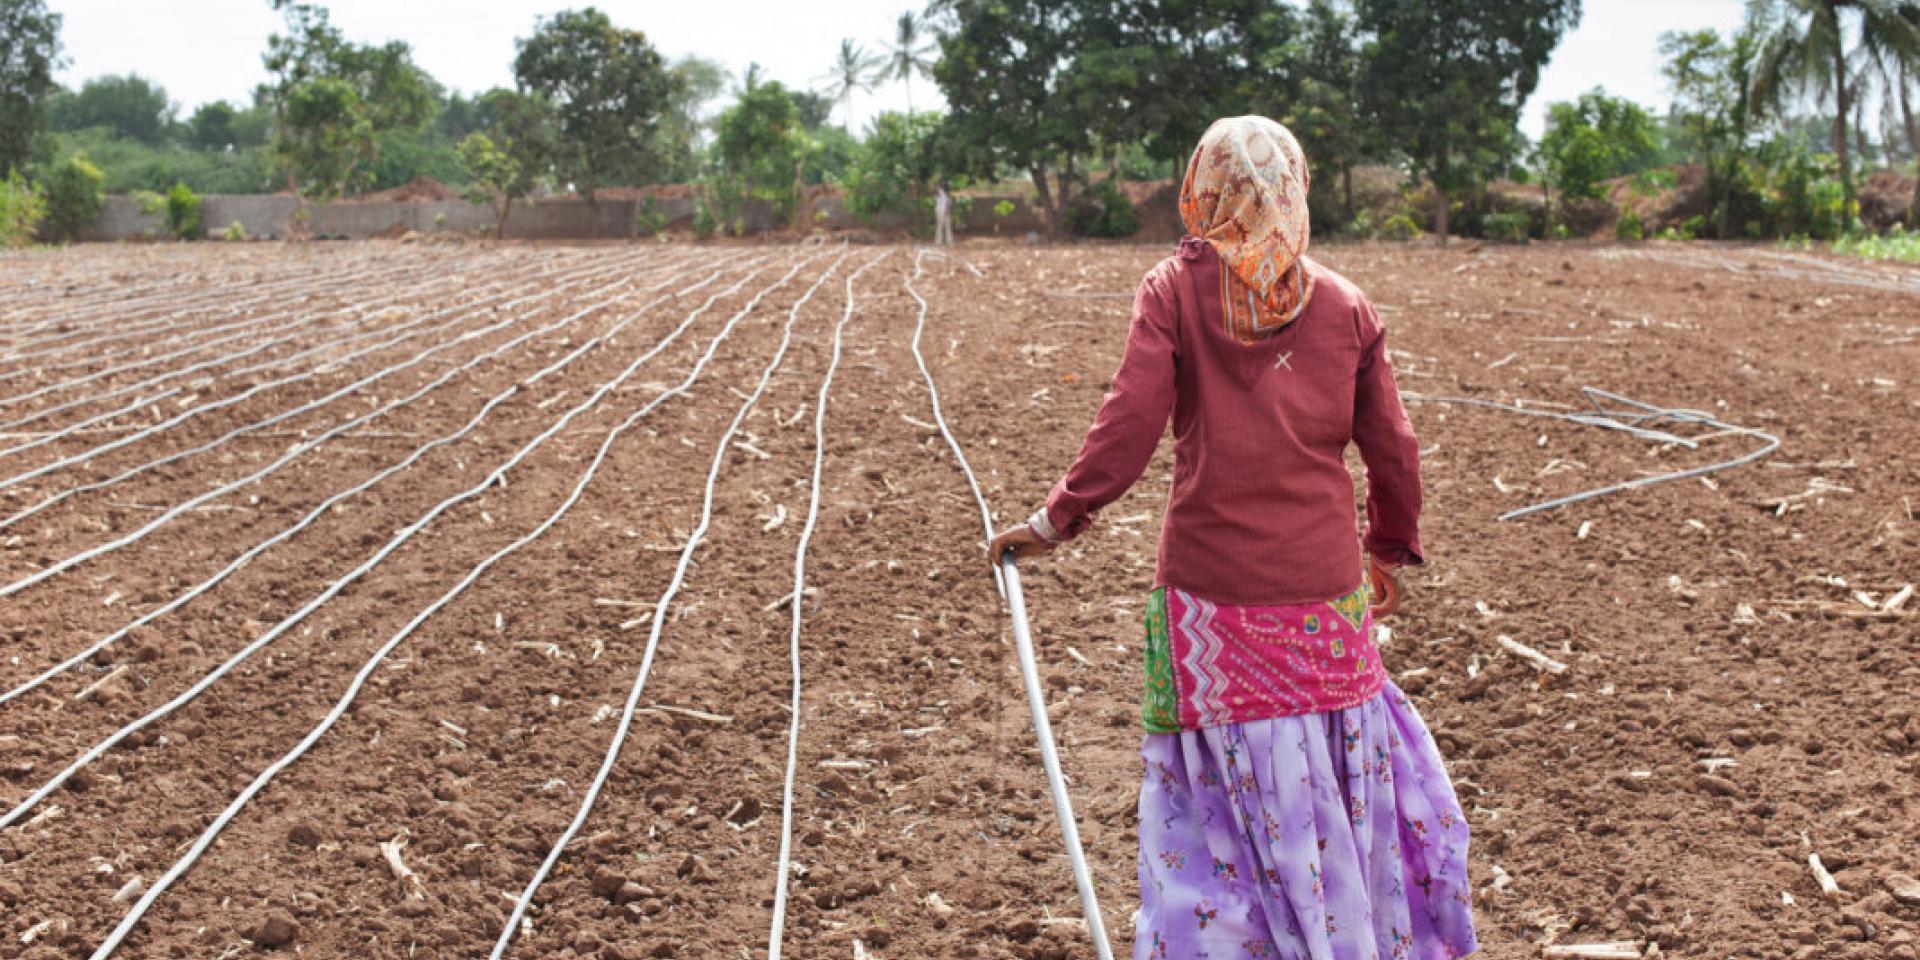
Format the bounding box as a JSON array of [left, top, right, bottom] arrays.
[[0, 255, 729, 707], [0, 261, 645, 533], [83, 253, 826, 960], [998, 556, 1117, 960], [0, 253, 581, 436], [0, 251, 545, 389], [0, 252, 462, 405], [765, 253, 888, 960], [905, 248, 1114, 960], [0, 253, 455, 376], [221, 250, 638, 381], [489, 248, 863, 960], [0, 256, 784, 839], [0, 252, 416, 355], [1401, 385, 1781, 521], [0, 387, 182, 460], [0, 255, 592, 463], [0, 253, 708, 593], [0, 247, 401, 333], [0, 253, 661, 507]]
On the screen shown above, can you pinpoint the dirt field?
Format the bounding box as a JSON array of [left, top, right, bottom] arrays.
[[0, 238, 1914, 960]]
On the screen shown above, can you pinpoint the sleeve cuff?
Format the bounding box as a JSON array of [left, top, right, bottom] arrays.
[[1027, 507, 1063, 544]]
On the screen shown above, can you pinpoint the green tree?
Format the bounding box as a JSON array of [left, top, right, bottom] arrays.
[[1538, 88, 1660, 201], [1857, 2, 1920, 222], [820, 38, 882, 128], [278, 76, 372, 204], [656, 56, 727, 182], [188, 101, 240, 150], [0, 171, 45, 246], [46, 73, 174, 143], [39, 151, 103, 241], [459, 132, 521, 237], [841, 110, 946, 226], [1284, 0, 1371, 227], [929, 0, 1091, 234], [1748, 0, 1920, 222], [1076, 0, 1299, 173], [709, 80, 810, 230], [882, 13, 937, 116], [0, 0, 63, 175], [1662, 27, 1763, 238], [514, 7, 679, 230], [1355, 0, 1582, 241], [263, 0, 437, 200]]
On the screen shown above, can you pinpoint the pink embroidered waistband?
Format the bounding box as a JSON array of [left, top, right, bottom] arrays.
[[1142, 584, 1385, 732]]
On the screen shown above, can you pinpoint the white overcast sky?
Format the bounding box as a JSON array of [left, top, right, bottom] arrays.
[[49, 0, 1747, 140]]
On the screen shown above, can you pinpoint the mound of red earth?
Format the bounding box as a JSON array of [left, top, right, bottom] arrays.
[[345, 176, 461, 204]]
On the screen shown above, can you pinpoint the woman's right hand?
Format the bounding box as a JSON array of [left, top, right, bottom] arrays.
[[1368, 557, 1406, 617], [987, 523, 1056, 570]]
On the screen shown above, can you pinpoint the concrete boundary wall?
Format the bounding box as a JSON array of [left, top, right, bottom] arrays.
[[79, 191, 1051, 242]]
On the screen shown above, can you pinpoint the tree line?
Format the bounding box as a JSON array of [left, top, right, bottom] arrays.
[[1, 0, 1917, 246]]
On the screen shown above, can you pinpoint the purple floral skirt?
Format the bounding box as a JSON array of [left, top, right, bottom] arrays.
[[1134, 683, 1477, 959]]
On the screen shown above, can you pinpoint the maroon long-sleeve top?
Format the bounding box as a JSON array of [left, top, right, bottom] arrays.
[[1032, 237, 1423, 606]]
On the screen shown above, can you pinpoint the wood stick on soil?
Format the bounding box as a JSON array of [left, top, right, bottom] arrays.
[[1882, 583, 1913, 613], [1496, 635, 1568, 674], [1542, 943, 1643, 960], [381, 832, 427, 899], [1809, 853, 1841, 898], [640, 704, 732, 724], [73, 664, 129, 701]]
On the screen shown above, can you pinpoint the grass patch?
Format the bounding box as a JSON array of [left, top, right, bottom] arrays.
[[1787, 226, 1920, 263]]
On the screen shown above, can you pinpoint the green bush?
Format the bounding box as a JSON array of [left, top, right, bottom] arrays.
[[1829, 226, 1920, 263], [220, 220, 247, 242], [1066, 179, 1138, 238], [691, 197, 717, 239], [139, 183, 202, 240], [1484, 211, 1531, 243], [40, 153, 106, 242], [1379, 212, 1423, 241], [0, 173, 47, 248], [1615, 210, 1644, 241], [635, 197, 667, 236]]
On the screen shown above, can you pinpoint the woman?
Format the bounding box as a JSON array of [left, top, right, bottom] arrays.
[[988, 117, 1477, 959]]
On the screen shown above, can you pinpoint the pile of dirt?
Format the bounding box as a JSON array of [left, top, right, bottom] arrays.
[[1118, 178, 1183, 243], [1861, 168, 1917, 230], [345, 176, 460, 204]]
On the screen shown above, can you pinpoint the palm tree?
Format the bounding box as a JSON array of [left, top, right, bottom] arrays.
[[1748, 0, 1920, 219], [1857, 2, 1920, 221], [820, 39, 883, 129], [883, 12, 938, 116]]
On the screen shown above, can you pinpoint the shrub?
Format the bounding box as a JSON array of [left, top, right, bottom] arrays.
[[692, 198, 717, 239], [164, 183, 202, 240], [635, 197, 667, 236], [221, 220, 247, 242], [1830, 225, 1920, 263], [1616, 210, 1644, 241], [1066, 179, 1138, 238], [0, 173, 47, 248], [1379, 212, 1423, 241], [41, 154, 105, 243], [1484, 211, 1531, 243], [140, 183, 201, 240]]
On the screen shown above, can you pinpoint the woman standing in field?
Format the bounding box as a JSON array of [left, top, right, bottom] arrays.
[[989, 116, 1477, 959]]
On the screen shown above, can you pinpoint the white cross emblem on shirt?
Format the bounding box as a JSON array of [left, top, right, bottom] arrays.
[[1273, 351, 1294, 371]]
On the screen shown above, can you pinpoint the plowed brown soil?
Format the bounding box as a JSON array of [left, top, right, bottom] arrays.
[[0, 239, 1915, 960]]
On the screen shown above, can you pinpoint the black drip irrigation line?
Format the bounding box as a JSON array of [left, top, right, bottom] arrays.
[[1401, 386, 1782, 521]]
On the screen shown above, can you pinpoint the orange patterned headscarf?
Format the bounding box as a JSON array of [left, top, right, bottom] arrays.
[[1179, 116, 1316, 343]]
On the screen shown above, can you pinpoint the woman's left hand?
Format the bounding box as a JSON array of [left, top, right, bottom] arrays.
[[1368, 557, 1405, 617], [987, 523, 1056, 570]]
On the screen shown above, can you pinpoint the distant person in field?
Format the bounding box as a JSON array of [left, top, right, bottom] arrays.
[[989, 116, 1476, 959], [934, 183, 954, 247]]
